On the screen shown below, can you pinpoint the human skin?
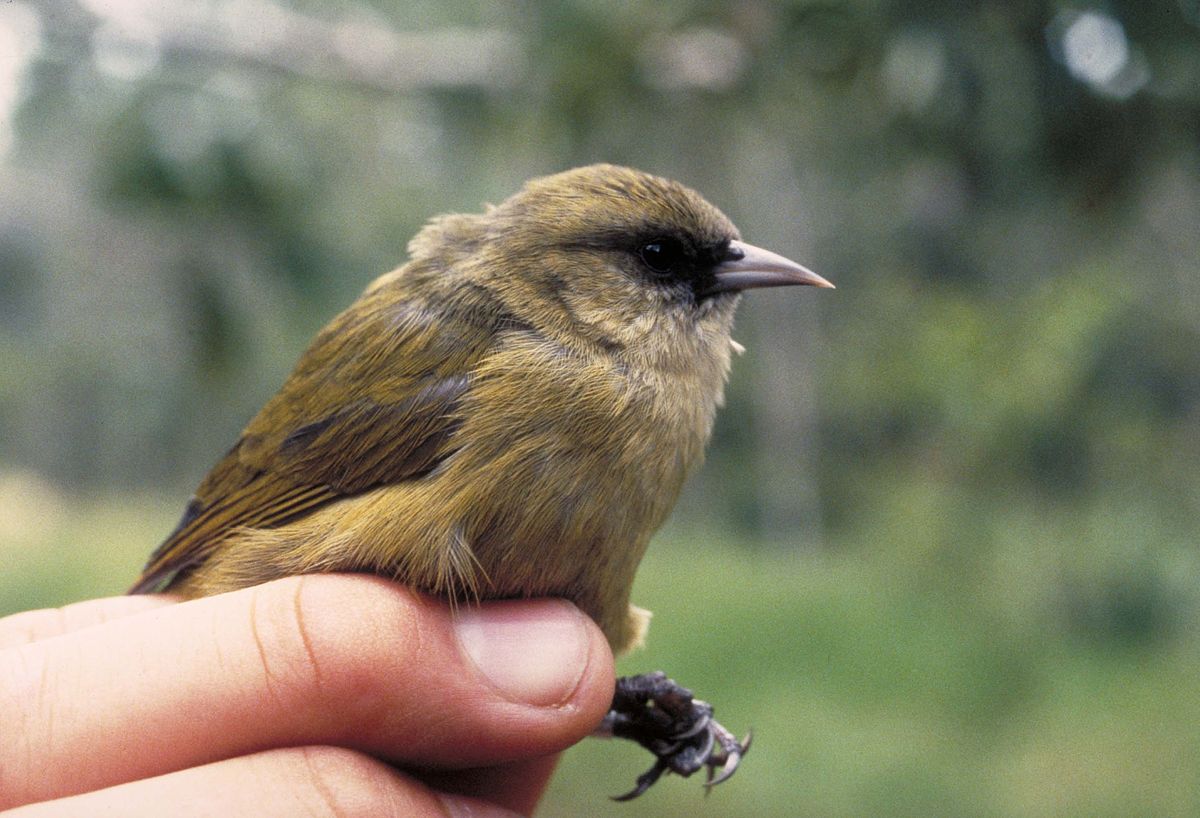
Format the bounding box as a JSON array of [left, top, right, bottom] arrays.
[[0, 574, 615, 816]]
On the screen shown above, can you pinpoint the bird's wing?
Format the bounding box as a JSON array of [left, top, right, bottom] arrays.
[[131, 278, 505, 593]]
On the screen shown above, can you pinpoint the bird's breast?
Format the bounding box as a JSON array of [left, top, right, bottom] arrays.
[[438, 329, 729, 585]]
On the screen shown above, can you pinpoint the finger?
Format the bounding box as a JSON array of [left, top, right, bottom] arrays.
[[5, 746, 520, 818], [0, 596, 178, 649], [419, 753, 562, 816], [0, 574, 614, 808]]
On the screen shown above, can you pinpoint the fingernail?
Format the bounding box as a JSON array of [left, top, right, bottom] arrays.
[[454, 600, 589, 707], [438, 793, 522, 818]]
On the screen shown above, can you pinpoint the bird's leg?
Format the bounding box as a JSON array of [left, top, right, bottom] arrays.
[[597, 671, 751, 801]]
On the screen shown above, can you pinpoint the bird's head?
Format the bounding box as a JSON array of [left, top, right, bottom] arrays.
[[410, 164, 831, 357]]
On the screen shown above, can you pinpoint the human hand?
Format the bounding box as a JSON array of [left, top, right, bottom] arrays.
[[0, 574, 615, 816]]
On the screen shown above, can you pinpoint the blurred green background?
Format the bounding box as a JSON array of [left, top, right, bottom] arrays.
[[3, 0, 1199, 815]]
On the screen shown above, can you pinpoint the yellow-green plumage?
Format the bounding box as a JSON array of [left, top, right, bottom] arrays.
[[134, 164, 826, 655]]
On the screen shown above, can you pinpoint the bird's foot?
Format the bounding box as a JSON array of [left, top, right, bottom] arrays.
[[600, 671, 751, 801]]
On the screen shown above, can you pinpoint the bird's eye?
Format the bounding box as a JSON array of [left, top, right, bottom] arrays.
[[639, 239, 683, 275]]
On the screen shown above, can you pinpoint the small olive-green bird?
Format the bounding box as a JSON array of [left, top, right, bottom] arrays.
[[132, 164, 832, 798]]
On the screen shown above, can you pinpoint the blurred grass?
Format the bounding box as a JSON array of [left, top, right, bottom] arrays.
[[0, 471, 176, 612], [4, 477, 1197, 817]]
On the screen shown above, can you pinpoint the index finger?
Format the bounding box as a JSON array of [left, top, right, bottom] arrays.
[[0, 596, 178, 649], [0, 574, 614, 809]]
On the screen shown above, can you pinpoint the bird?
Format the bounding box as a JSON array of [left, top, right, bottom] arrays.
[[132, 163, 833, 798]]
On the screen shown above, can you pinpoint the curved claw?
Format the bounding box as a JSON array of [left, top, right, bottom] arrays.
[[606, 673, 750, 800], [704, 750, 741, 789], [611, 759, 668, 802], [695, 725, 715, 765], [671, 710, 712, 740], [703, 729, 753, 791]]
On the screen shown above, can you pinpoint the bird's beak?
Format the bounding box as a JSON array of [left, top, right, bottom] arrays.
[[705, 240, 834, 295]]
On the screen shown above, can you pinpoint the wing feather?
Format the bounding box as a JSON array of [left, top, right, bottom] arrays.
[[132, 274, 508, 593]]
